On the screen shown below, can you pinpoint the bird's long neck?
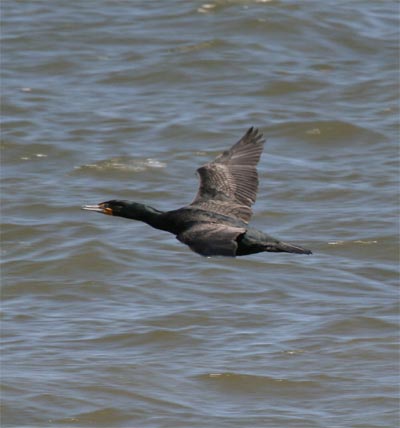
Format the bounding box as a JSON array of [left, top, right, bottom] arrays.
[[118, 202, 165, 230]]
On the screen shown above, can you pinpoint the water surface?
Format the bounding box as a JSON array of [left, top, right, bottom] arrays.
[[2, 1, 399, 427]]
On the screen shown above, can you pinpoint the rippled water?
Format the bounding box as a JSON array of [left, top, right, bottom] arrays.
[[2, 1, 399, 427]]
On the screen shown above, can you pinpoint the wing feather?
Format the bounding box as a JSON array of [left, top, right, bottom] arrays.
[[190, 127, 265, 223], [177, 223, 246, 257]]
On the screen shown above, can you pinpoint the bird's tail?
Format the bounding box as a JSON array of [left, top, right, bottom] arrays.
[[265, 241, 312, 255]]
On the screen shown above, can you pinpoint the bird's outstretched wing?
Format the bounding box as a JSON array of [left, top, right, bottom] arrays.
[[189, 127, 265, 223]]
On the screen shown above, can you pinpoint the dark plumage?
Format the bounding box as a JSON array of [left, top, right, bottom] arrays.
[[82, 127, 312, 257]]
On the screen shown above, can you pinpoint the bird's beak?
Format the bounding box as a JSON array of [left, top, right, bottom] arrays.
[[81, 203, 113, 215]]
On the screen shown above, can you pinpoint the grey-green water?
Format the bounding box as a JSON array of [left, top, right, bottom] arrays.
[[2, 1, 399, 427]]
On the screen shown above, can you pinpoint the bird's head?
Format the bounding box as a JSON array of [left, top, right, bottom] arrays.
[[81, 200, 128, 216], [82, 200, 159, 221]]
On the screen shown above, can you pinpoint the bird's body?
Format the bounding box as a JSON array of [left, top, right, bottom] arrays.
[[83, 128, 312, 257]]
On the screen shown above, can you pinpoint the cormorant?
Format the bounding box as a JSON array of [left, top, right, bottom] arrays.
[[82, 127, 312, 257]]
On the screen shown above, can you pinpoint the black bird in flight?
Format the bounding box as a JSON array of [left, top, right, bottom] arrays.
[[82, 127, 312, 257]]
